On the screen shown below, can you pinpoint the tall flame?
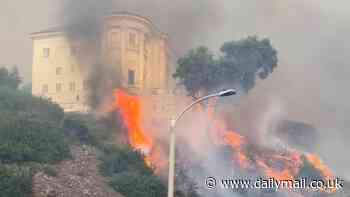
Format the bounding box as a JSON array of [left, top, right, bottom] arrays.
[[113, 90, 153, 153]]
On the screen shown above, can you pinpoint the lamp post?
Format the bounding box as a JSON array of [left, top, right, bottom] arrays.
[[167, 89, 236, 197]]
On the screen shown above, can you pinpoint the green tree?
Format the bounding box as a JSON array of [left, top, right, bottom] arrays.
[[173, 46, 217, 98], [21, 83, 32, 94], [0, 67, 22, 89], [173, 36, 278, 98]]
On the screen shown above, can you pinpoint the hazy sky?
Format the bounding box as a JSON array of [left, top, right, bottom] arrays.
[[1, 0, 60, 82], [1, 0, 349, 82]]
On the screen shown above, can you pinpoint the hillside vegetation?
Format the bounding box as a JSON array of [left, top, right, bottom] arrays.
[[0, 67, 167, 197], [0, 67, 70, 196]]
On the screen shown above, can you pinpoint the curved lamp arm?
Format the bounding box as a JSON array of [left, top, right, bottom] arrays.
[[171, 89, 237, 128]]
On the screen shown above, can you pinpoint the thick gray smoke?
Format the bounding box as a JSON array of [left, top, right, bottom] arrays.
[[60, 0, 350, 183], [61, 0, 224, 56], [216, 1, 350, 179], [60, 0, 225, 109]]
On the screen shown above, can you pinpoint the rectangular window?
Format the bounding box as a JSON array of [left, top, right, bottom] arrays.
[[111, 32, 120, 48], [42, 84, 48, 94], [56, 83, 62, 93], [144, 40, 149, 62], [129, 32, 137, 48], [128, 69, 135, 85], [56, 67, 63, 75], [69, 82, 76, 92], [43, 48, 50, 58]]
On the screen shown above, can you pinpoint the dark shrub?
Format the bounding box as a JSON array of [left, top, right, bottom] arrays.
[[99, 145, 153, 176], [63, 116, 90, 143], [0, 116, 70, 164], [0, 165, 33, 197], [110, 171, 166, 197], [64, 113, 123, 148], [0, 86, 64, 125]]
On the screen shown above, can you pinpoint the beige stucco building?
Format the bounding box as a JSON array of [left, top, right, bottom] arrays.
[[31, 12, 176, 114]]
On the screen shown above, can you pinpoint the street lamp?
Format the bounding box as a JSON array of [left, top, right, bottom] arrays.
[[167, 89, 236, 197]]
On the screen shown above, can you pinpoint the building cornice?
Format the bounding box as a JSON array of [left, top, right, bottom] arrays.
[[30, 12, 168, 40], [30, 28, 66, 39]]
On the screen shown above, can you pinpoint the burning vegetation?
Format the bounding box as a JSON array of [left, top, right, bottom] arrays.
[[113, 90, 153, 153], [111, 89, 338, 196]]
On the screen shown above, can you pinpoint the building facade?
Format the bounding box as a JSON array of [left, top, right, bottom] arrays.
[[31, 12, 176, 113]]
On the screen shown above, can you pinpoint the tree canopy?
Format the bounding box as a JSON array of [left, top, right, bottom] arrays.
[[173, 36, 278, 98], [0, 67, 22, 90]]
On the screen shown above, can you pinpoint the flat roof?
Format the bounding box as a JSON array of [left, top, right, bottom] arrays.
[[31, 26, 65, 35]]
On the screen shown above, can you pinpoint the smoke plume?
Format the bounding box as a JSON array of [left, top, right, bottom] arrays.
[[61, 0, 224, 55], [59, 0, 350, 180], [60, 0, 224, 109]]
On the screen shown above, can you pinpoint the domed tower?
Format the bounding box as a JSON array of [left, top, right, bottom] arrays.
[[30, 12, 175, 115], [101, 12, 171, 95]]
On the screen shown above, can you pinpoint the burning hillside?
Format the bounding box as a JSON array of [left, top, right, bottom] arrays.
[[58, 3, 345, 195], [111, 89, 340, 196]]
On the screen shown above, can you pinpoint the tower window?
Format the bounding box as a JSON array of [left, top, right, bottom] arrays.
[[128, 69, 135, 85], [110, 32, 120, 48], [43, 48, 50, 58], [129, 32, 137, 48], [56, 83, 62, 93], [69, 82, 76, 92], [56, 67, 63, 75]]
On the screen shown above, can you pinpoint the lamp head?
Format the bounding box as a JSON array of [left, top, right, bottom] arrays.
[[218, 89, 237, 97]]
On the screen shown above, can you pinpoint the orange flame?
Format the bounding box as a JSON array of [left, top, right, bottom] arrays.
[[113, 89, 168, 173], [256, 151, 303, 181], [306, 153, 334, 180], [203, 98, 335, 187], [113, 90, 153, 154]]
